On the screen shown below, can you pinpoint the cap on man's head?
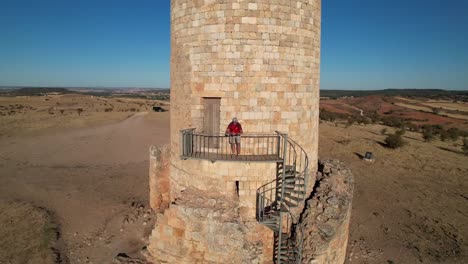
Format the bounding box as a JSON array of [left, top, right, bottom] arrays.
[[232, 117, 238, 122]]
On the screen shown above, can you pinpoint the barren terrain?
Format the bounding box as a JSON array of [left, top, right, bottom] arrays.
[[0, 94, 467, 263], [0, 95, 169, 263], [319, 122, 468, 264]]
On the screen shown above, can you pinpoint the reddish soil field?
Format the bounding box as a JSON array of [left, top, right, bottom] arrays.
[[321, 95, 468, 130]]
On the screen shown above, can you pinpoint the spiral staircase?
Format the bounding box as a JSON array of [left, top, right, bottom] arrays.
[[256, 133, 309, 263]]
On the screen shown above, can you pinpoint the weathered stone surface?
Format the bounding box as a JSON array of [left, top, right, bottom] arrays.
[[149, 145, 170, 211], [147, 187, 272, 263], [298, 160, 354, 264]]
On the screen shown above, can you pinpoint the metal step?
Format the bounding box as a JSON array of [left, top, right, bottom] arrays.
[[285, 170, 297, 175], [283, 194, 303, 203], [283, 199, 299, 208], [264, 225, 279, 233], [283, 178, 300, 183], [278, 255, 295, 261], [289, 189, 305, 196], [261, 217, 279, 223], [283, 173, 300, 179], [279, 185, 295, 190]]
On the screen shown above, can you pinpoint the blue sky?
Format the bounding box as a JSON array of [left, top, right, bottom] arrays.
[[0, 0, 467, 90]]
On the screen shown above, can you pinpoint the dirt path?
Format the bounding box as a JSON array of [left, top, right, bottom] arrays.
[[0, 112, 170, 263]]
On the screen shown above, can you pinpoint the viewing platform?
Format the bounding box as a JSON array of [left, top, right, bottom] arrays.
[[180, 128, 286, 163]]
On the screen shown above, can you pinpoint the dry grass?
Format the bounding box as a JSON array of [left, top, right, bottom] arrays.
[[394, 102, 433, 112], [0, 95, 164, 137], [319, 121, 468, 263], [422, 102, 468, 112], [394, 101, 468, 121], [0, 200, 58, 264]]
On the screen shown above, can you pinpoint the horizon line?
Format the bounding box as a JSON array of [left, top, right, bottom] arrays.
[[1, 86, 467, 91]]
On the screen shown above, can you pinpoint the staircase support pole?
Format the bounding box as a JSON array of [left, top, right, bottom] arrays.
[[280, 134, 288, 204]]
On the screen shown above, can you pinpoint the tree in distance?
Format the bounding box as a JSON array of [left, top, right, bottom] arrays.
[[423, 128, 435, 142], [385, 132, 406, 149]]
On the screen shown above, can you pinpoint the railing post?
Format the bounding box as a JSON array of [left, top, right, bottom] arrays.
[[277, 217, 283, 264], [180, 130, 185, 157], [276, 134, 281, 158], [188, 130, 193, 156], [280, 133, 288, 203]]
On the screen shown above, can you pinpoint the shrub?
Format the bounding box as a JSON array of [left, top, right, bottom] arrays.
[[345, 118, 354, 128], [422, 124, 446, 142], [380, 128, 387, 135], [463, 138, 468, 155], [77, 108, 83, 116], [395, 129, 406, 136], [355, 116, 371, 125], [406, 122, 419, 132], [381, 116, 404, 128], [368, 111, 381, 124], [461, 130, 468, 139], [385, 133, 405, 149], [319, 109, 337, 121], [423, 128, 435, 141], [447, 127, 460, 141], [441, 132, 448, 141]]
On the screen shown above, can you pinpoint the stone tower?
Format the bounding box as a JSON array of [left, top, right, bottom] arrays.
[[148, 1, 322, 263]]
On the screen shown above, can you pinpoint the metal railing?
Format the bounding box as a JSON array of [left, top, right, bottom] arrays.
[[256, 132, 309, 263], [180, 128, 282, 162]]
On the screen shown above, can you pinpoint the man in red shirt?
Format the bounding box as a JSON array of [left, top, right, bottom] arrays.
[[225, 117, 243, 155]]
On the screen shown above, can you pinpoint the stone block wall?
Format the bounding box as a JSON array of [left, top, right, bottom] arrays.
[[170, 0, 322, 220], [147, 187, 273, 263], [170, 158, 277, 218]]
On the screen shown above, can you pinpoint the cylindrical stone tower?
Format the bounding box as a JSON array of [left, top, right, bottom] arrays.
[[149, 1, 321, 263], [170, 0, 320, 201]]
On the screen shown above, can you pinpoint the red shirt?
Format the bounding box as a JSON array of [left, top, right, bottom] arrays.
[[227, 122, 242, 134]]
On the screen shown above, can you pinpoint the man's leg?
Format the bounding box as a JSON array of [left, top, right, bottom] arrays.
[[236, 143, 241, 155], [230, 143, 236, 154]]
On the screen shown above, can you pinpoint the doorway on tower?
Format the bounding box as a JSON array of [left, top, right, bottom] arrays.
[[203, 97, 220, 148]]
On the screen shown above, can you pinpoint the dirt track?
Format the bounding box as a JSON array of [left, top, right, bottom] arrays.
[[0, 112, 170, 263]]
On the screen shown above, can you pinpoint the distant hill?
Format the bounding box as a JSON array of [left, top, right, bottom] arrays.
[[12, 87, 76, 96], [321, 89, 468, 99]]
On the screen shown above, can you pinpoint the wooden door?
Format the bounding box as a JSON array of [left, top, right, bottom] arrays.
[[203, 98, 220, 147]]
